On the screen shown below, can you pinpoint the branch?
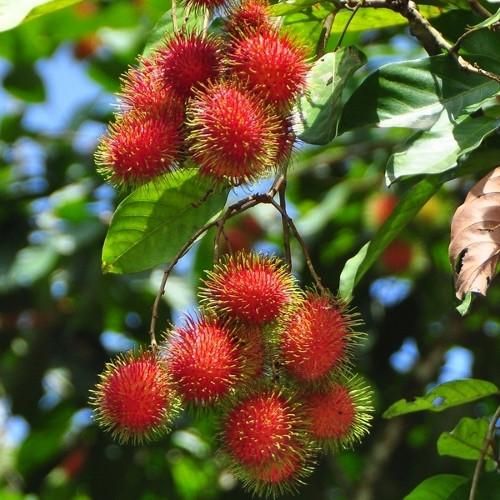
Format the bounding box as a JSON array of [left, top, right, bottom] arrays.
[[469, 405, 500, 500], [468, 0, 492, 18], [278, 168, 292, 271]]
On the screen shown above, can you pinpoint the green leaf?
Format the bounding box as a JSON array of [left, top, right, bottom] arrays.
[[339, 176, 440, 300], [467, 7, 500, 30], [338, 147, 499, 300], [404, 474, 468, 500], [295, 47, 366, 145], [383, 379, 498, 418], [456, 292, 473, 315], [386, 112, 499, 183], [102, 170, 228, 274], [0, 0, 81, 32], [340, 54, 500, 132], [437, 417, 492, 461]]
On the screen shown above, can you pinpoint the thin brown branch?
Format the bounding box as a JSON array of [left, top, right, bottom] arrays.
[[268, 199, 327, 294], [468, 0, 492, 18], [317, 11, 336, 57], [469, 405, 500, 500], [278, 168, 292, 271]]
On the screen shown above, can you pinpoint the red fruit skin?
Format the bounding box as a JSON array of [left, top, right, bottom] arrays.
[[156, 33, 222, 99], [200, 252, 298, 325], [61, 447, 88, 478], [187, 82, 279, 185], [166, 318, 242, 405], [281, 293, 351, 382], [381, 239, 413, 273], [304, 384, 355, 441], [91, 350, 177, 444], [275, 115, 295, 166], [234, 324, 265, 380], [223, 391, 296, 467], [228, 30, 309, 109], [119, 58, 185, 116], [225, 0, 273, 39], [95, 108, 182, 187], [218, 215, 264, 254]]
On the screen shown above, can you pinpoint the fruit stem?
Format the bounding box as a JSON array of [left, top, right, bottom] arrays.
[[278, 166, 292, 271], [171, 0, 178, 33]]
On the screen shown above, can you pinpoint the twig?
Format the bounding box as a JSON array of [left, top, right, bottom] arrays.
[[468, 0, 492, 18], [335, 0, 364, 51], [171, 0, 178, 33], [317, 11, 336, 57], [278, 168, 292, 271], [268, 199, 326, 294], [469, 405, 500, 500]]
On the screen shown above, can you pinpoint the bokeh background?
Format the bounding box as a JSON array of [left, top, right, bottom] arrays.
[[0, 1, 499, 499]]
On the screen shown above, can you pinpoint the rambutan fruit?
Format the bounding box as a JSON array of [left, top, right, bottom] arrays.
[[380, 238, 413, 274], [156, 32, 222, 99], [119, 58, 185, 117], [280, 291, 363, 383], [95, 108, 183, 188], [240, 440, 314, 497], [187, 81, 280, 184], [164, 317, 243, 405], [225, 0, 273, 39], [275, 115, 295, 166], [90, 349, 179, 444], [302, 374, 373, 451], [228, 30, 309, 109], [222, 389, 302, 467], [199, 252, 299, 325], [233, 324, 265, 380]]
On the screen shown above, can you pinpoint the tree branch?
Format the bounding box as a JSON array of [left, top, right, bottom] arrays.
[[469, 405, 500, 500], [468, 0, 492, 18]]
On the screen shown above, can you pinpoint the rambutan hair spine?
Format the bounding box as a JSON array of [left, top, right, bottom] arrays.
[[301, 373, 374, 453], [198, 251, 303, 328], [279, 289, 367, 387], [89, 348, 181, 445], [217, 384, 318, 497], [185, 80, 283, 186], [161, 314, 250, 407]]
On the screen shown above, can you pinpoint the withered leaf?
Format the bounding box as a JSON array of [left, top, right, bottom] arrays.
[[449, 167, 500, 300]]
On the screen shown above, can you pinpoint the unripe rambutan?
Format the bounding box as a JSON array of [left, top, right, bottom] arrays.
[[156, 32, 222, 99], [280, 292, 362, 383], [95, 108, 183, 187], [187, 82, 280, 184], [119, 58, 185, 116], [222, 389, 302, 467], [90, 350, 179, 444], [228, 30, 309, 109], [302, 375, 373, 450], [225, 0, 273, 39], [165, 317, 243, 405], [199, 252, 299, 325]]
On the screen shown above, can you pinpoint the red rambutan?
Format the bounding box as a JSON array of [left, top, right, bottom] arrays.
[[222, 390, 300, 467], [275, 115, 295, 166], [156, 32, 222, 99], [95, 108, 183, 187], [90, 350, 179, 444], [119, 58, 185, 117], [165, 317, 243, 405], [187, 81, 280, 184], [280, 292, 362, 383], [228, 30, 309, 109], [199, 252, 299, 325], [225, 0, 273, 39], [302, 375, 373, 450], [234, 324, 265, 380]]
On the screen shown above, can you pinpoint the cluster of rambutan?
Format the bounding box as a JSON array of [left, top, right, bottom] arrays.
[[90, 251, 373, 496], [95, 0, 309, 188]]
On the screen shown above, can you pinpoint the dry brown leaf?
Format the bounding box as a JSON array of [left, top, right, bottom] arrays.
[[449, 166, 500, 300]]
